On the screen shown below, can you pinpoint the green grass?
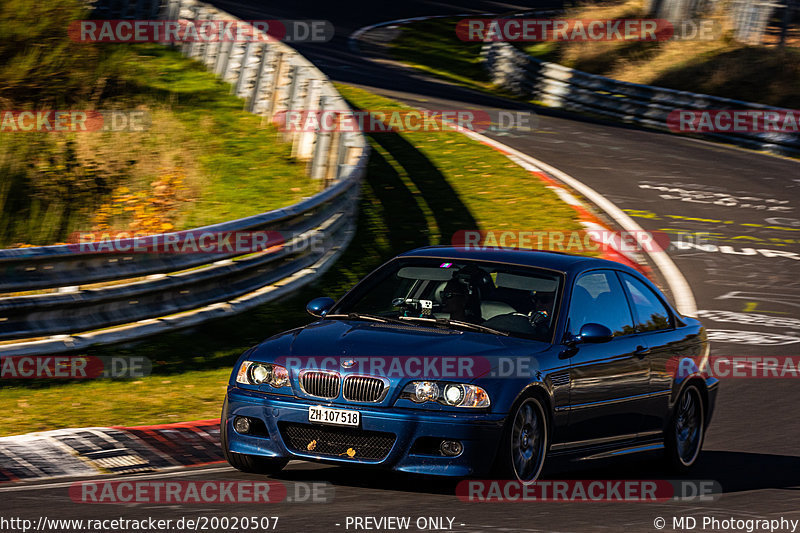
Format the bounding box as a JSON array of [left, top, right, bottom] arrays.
[[0, 85, 582, 437], [388, 18, 494, 93], [389, 11, 800, 109], [0, 0, 315, 247], [122, 45, 316, 230], [2, 370, 230, 433]]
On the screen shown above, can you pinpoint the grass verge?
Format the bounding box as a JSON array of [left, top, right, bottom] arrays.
[[0, 85, 582, 437], [0, 0, 315, 248]]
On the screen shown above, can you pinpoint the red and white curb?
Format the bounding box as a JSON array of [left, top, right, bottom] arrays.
[[0, 419, 222, 483]]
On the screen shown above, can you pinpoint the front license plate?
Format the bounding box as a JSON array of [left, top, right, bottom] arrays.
[[308, 405, 360, 427]]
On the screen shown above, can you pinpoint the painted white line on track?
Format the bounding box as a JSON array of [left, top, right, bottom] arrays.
[[546, 185, 583, 207]]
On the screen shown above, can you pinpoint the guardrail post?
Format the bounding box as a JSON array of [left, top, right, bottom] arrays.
[[295, 78, 321, 159], [190, 10, 208, 58], [223, 38, 244, 84], [172, 0, 181, 19], [264, 52, 289, 121], [215, 38, 234, 77], [325, 114, 343, 186], [284, 65, 304, 144], [248, 44, 271, 113], [310, 96, 331, 180], [183, 4, 200, 57], [234, 41, 255, 98], [163, 0, 176, 19], [202, 12, 219, 68], [334, 126, 350, 181]]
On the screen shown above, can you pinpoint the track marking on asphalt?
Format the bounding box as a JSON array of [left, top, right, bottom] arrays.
[[0, 466, 236, 493], [0, 460, 315, 493], [348, 17, 698, 317]]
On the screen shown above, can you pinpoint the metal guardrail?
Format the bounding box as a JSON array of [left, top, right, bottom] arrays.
[[482, 41, 800, 157], [0, 0, 369, 356]]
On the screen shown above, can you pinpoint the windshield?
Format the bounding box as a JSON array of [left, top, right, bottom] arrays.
[[329, 258, 563, 342]]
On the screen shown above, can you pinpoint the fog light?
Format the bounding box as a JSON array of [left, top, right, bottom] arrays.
[[233, 416, 251, 434], [440, 440, 463, 457]]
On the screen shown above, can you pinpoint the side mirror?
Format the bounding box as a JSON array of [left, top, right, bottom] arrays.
[[306, 297, 335, 317], [576, 323, 614, 344]]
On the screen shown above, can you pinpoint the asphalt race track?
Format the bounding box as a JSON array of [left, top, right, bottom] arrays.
[[3, 2, 800, 531]]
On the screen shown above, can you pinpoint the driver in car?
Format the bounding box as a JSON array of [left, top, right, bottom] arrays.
[[441, 278, 482, 323]]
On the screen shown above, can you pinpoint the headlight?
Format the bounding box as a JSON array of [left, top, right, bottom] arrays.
[[235, 361, 290, 388], [443, 384, 464, 405], [400, 381, 490, 408], [413, 381, 440, 403], [251, 364, 271, 384]]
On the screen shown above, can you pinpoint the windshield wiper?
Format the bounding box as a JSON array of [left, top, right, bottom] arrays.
[[325, 312, 408, 325], [397, 316, 509, 336]]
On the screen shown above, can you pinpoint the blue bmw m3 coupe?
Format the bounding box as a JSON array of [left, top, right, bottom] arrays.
[[221, 246, 717, 483]]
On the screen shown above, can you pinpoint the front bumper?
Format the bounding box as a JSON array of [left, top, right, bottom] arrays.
[[224, 387, 506, 477]]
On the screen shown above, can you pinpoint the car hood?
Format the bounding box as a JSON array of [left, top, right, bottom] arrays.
[[244, 319, 553, 411], [250, 318, 549, 361]]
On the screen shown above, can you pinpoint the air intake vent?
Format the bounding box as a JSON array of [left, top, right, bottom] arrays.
[[343, 375, 388, 403], [300, 371, 341, 399], [550, 371, 570, 387], [280, 423, 395, 461]]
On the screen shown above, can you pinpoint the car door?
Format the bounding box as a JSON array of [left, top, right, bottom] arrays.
[[563, 270, 651, 446], [618, 272, 677, 436]]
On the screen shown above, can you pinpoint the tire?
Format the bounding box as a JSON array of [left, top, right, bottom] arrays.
[[664, 384, 705, 471], [220, 397, 288, 475], [494, 395, 548, 484]]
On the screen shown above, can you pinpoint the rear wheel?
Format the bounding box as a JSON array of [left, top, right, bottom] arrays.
[[494, 396, 548, 483], [220, 397, 288, 475], [664, 384, 705, 470]]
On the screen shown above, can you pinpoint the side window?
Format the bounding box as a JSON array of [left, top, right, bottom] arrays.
[[568, 271, 635, 337], [621, 273, 672, 332]]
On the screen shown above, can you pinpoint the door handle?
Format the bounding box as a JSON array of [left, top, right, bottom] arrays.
[[635, 345, 650, 358]]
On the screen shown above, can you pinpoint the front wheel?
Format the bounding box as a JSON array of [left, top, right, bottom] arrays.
[[494, 396, 548, 483], [664, 384, 705, 471], [220, 397, 288, 475]]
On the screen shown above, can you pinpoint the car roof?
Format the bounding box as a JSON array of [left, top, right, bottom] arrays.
[[398, 246, 640, 276]]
